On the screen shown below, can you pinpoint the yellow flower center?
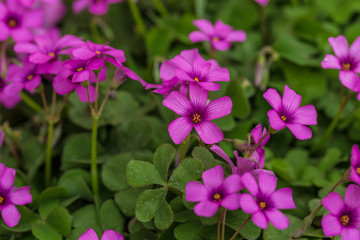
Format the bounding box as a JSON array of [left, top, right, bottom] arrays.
[[342, 63, 351, 71], [259, 202, 266, 210], [8, 19, 16, 28], [27, 75, 34, 81], [194, 77, 199, 82], [213, 193, 221, 201], [340, 215, 349, 226], [0, 196, 4, 204], [281, 116, 287, 122], [192, 113, 201, 124], [48, 52, 55, 57], [76, 67, 83, 72], [95, 51, 101, 54], [357, 167, 360, 175], [212, 36, 219, 42]]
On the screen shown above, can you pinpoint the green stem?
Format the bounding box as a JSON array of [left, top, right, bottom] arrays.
[[45, 121, 54, 186], [20, 92, 42, 113], [90, 17, 102, 43], [221, 209, 227, 240], [91, 115, 99, 198], [152, 0, 168, 17], [127, 0, 146, 36], [229, 216, 251, 240], [217, 209, 224, 240]]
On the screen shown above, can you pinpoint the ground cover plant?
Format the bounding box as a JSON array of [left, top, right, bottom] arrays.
[[1, 0, 360, 239]]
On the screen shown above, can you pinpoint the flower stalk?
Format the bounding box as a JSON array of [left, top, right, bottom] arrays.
[[229, 216, 251, 240], [45, 120, 54, 186], [91, 115, 99, 198], [127, 0, 146, 36]]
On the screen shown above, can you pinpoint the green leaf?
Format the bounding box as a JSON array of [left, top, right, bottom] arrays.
[[135, 188, 167, 222], [153, 143, 176, 181], [263, 215, 302, 240], [226, 210, 261, 240], [31, 223, 62, 240], [45, 207, 71, 236], [145, 27, 174, 63], [1, 206, 40, 232], [192, 147, 217, 170], [100, 200, 125, 233], [154, 199, 173, 230], [270, 158, 293, 182], [115, 188, 147, 217], [226, 78, 250, 119], [174, 221, 202, 240], [101, 153, 133, 191], [72, 205, 101, 234], [168, 158, 204, 192], [126, 160, 165, 187], [37, 187, 70, 219], [58, 169, 93, 201], [319, 148, 342, 172]]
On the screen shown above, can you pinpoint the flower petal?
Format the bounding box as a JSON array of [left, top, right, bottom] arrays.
[[212, 40, 231, 51], [194, 121, 223, 144], [202, 166, 223, 191], [349, 36, 360, 62], [8, 186, 32, 205], [0, 22, 10, 41], [29, 52, 53, 64], [22, 10, 43, 28], [222, 175, 242, 194], [24, 76, 41, 91], [341, 227, 360, 240], [162, 91, 191, 116], [265, 209, 289, 229], [189, 31, 209, 42], [193, 19, 214, 35], [351, 145, 360, 167], [241, 172, 259, 197], [210, 145, 236, 173], [263, 88, 282, 112], [11, 29, 33, 42], [204, 96, 232, 120], [286, 123, 312, 140], [322, 192, 345, 215], [339, 70, 359, 91], [160, 60, 177, 81], [220, 193, 241, 210], [344, 184, 360, 209], [79, 228, 99, 240], [240, 193, 259, 214], [0, 167, 15, 192], [197, 82, 220, 91], [226, 30, 246, 42], [189, 82, 208, 110], [73, 47, 97, 60], [74, 84, 97, 103], [101, 230, 124, 240], [282, 85, 301, 115], [194, 201, 219, 217], [329, 36, 349, 59], [270, 188, 296, 210], [14, 43, 38, 54], [252, 211, 268, 229], [1, 204, 20, 227], [321, 54, 341, 69], [168, 117, 193, 144], [258, 171, 277, 196], [321, 214, 342, 237], [206, 68, 230, 82], [267, 109, 286, 130], [290, 105, 317, 125], [185, 181, 209, 202]]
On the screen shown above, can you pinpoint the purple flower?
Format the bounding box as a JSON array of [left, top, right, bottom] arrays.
[[349, 145, 360, 185], [163, 83, 232, 144], [79, 228, 124, 240], [146, 78, 187, 97], [39, 0, 66, 29], [14, 29, 83, 74], [322, 184, 360, 240], [263, 85, 317, 140], [0, 78, 21, 109], [185, 165, 242, 217], [19, 0, 58, 8], [240, 171, 296, 229], [254, 0, 269, 6], [73, 0, 123, 16], [247, 123, 270, 161], [321, 36, 360, 91], [0, 0, 43, 42], [4, 59, 41, 96], [0, 163, 32, 227], [0, 130, 3, 147], [160, 49, 230, 91], [189, 19, 246, 51]]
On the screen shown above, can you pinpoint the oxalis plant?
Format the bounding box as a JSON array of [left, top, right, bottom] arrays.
[[1, 0, 360, 240]]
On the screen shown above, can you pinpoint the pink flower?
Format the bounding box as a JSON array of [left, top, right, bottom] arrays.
[[73, 0, 123, 16], [19, 0, 58, 8], [185, 166, 242, 217], [159, 49, 230, 92], [79, 228, 124, 240], [240, 171, 296, 229], [263, 85, 317, 140], [321, 36, 360, 91], [254, 0, 270, 6], [322, 184, 360, 240], [0, 0, 43, 42], [163, 83, 232, 144], [4, 58, 42, 96], [0, 78, 21, 109], [349, 145, 360, 185], [189, 19, 246, 51], [0, 163, 32, 227]]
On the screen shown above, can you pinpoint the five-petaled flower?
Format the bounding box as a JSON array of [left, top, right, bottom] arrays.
[[0, 163, 32, 227], [263, 85, 317, 140], [163, 83, 232, 144], [185, 165, 242, 217], [79, 228, 124, 240], [189, 19, 246, 51], [321, 184, 360, 240], [321, 36, 360, 91], [240, 171, 296, 229]]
